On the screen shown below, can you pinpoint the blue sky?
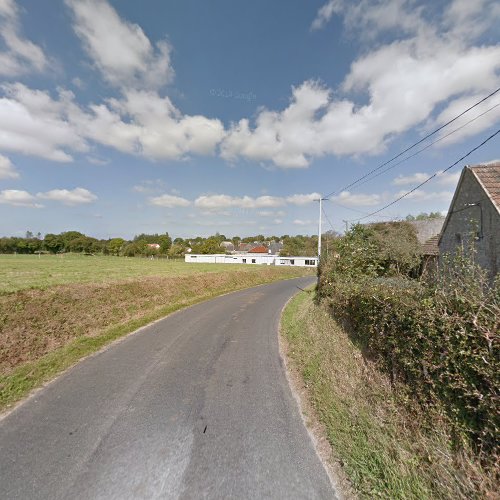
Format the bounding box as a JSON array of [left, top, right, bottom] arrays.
[[0, 0, 499, 239]]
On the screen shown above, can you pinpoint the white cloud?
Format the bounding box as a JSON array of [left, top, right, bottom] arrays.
[[65, 0, 173, 90], [0, 83, 87, 161], [148, 194, 190, 208], [311, 1, 338, 31], [396, 189, 453, 203], [392, 172, 429, 185], [194, 192, 321, 209], [257, 210, 286, 217], [332, 191, 382, 206], [0, 189, 42, 207], [432, 93, 500, 146], [393, 170, 460, 187], [194, 194, 285, 210], [37, 187, 97, 205], [286, 192, 321, 205], [293, 219, 314, 225], [435, 170, 460, 187], [0, 0, 48, 77], [224, 1, 500, 168], [0, 154, 19, 179], [86, 156, 109, 165]]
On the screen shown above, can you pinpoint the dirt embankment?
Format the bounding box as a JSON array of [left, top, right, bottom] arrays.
[[0, 268, 309, 375]]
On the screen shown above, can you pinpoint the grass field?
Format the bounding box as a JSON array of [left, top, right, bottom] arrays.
[[0, 254, 277, 293], [0, 254, 313, 411]]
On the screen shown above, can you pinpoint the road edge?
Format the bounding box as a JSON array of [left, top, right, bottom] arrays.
[[278, 288, 356, 500]]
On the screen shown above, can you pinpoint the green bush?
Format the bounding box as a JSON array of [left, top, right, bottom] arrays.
[[318, 254, 499, 465]]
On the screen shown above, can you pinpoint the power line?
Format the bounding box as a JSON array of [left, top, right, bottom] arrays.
[[324, 86, 500, 198], [347, 127, 500, 222], [349, 101, 500, 191]]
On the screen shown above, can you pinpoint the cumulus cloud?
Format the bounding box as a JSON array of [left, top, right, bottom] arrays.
[[332, 191, 382, 206], [37, 187, 98, 205], [0, 189, 42, 207], [148, 194, 190, 208], [194, 194, 285, 210], [223, 0, 500, 168], [286, 192, 321, 205], [0, 83, 88, 161], [393, 170, 460, 186], [0, 154, 19, 179], [396, 189, 454, 202], [65, 0, 173, 90], [0, 0, 48, 77], [194, 192, 321, 209]]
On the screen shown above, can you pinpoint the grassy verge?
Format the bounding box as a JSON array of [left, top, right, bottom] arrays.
[[281, 289, 493, 499], [1, 266, 311, 412]]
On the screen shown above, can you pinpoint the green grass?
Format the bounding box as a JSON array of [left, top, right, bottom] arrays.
[[1, 285, 243, 410], [1, 259, 312, 412], [0, 254, 276, 293], [281, 289, 484, 499]]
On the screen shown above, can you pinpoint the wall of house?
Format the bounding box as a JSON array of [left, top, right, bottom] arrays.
[[184, 254, 318, 267], [439, 169, 499, 279]]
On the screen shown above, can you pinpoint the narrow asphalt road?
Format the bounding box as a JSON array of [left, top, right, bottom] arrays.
[[0, 277, 337, 499]]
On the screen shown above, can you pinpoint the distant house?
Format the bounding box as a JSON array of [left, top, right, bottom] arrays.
[[147, 243, 160, 250], [439, 162, 500, 280], [220, 241, 235, 252], [248, 245, 270, 254]]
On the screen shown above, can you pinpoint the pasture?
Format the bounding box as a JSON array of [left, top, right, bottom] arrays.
[[0, 254, 267, 293]]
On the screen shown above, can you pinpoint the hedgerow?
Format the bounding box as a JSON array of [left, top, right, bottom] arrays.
[[318, 225, 499, 468]]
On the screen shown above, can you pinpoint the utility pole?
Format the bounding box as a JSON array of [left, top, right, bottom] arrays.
[[342, 219, 349, 233], [317, 196, 328, 261]]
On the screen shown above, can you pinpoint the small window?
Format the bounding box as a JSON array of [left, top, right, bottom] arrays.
[[290, 259, 295, 265], [280, 259, 286, 265], [252, 259, 256, 263], [242, 258, 246, 263], [192, 256, 197, 258], [305, 259, 315, 266]]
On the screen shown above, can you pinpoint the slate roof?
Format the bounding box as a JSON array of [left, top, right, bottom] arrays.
[[470, 163, 500, 212]]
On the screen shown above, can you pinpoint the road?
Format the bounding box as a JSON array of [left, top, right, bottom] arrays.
[[0, 277, 337, 499]]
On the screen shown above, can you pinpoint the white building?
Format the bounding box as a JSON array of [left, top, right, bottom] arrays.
[[185, 254, 317, 267]]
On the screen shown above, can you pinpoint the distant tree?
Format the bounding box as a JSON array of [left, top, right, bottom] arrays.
[[406, 212, 443, 221], [43, 234, 64, 253], [168, 243, 185, 258], [107, 238, 125, 256]]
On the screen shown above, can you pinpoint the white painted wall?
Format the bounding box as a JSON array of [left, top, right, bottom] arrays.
[[184, 254, 317, 267]]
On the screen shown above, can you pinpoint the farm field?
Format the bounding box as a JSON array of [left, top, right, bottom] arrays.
[[0, 254, 277, 293], [0, 254, 312, 411]]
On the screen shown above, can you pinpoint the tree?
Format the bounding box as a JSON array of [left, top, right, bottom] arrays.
[[107, 238, 125, 256]]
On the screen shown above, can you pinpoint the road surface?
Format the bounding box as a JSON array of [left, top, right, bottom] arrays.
[[0, 277, 337, 499]]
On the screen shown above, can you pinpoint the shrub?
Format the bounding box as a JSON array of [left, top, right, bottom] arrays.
[[318, 258, 499, 466]]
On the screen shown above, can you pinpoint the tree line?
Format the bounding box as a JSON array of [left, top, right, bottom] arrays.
[[0, 231, 335, 257]]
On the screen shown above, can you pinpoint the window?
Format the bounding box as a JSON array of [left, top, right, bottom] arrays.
[[290, 259, 294, 265], [305, 259, 315, 266], [280, 259, 286, 265], [252, 259, 256, 263], [242, 258, 246, 263]]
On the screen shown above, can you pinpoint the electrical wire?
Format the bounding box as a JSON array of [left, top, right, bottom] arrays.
[[349, 101, 500, 191], [323, 86, 500, 198], [346, 128, 500, 222]]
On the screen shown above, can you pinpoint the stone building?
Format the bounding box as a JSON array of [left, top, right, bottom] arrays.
[[439, 162, 500, 280]]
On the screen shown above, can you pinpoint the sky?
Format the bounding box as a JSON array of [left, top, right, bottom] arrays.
[[0, 0, 499, 239]]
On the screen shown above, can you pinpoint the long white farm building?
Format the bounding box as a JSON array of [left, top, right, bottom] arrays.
[[185, 253, 317, 267]]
